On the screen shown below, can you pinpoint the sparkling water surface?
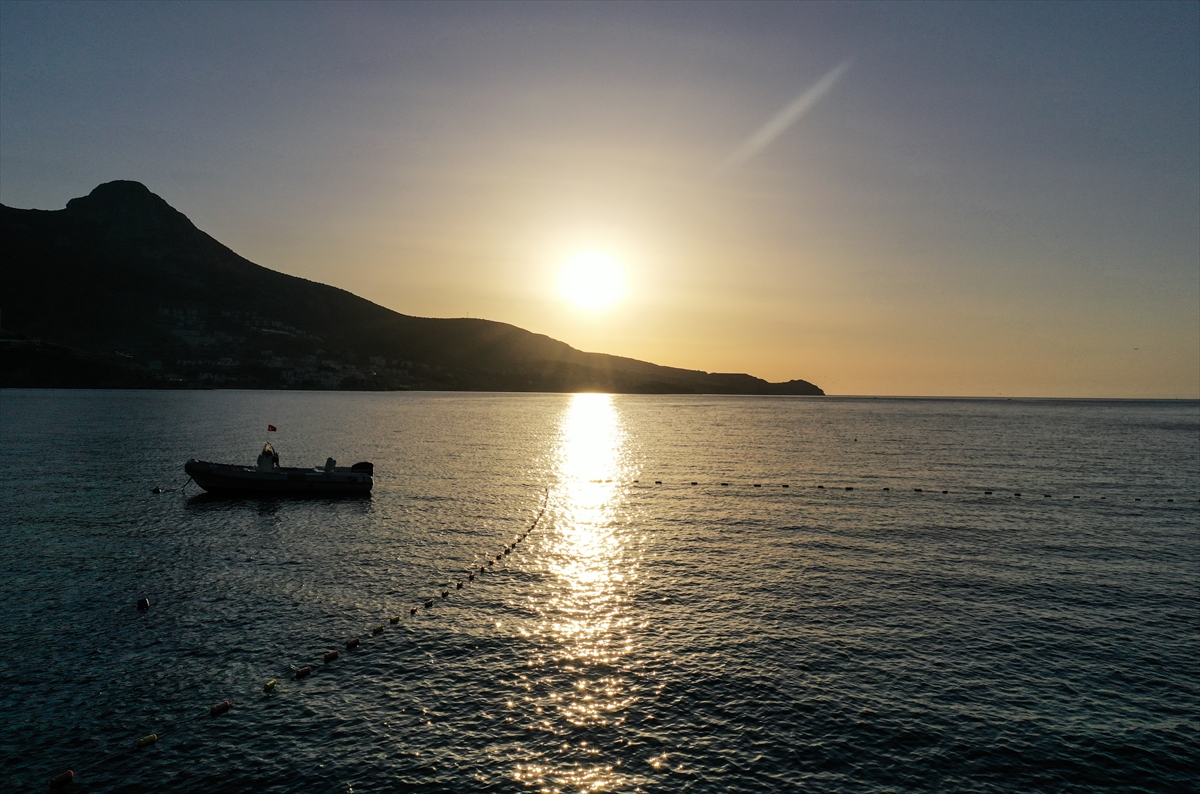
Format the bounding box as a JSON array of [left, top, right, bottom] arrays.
[[1, 390, 1197, 793]]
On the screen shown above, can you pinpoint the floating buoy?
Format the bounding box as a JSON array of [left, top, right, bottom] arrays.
[[210, 700, 231, 717], [817, 485, 824, 489], [410, 606, 418, 615], [984, 491, 992, 495], [1014, 493, 1021, 497], [1101, 496, 1106, 499], [1135, 498, 1141, 501], [136, 733, 158, 748], [846, 487, 854, 491], [914, 488, 923, 493], [48, 770, 74, 788], [655, 481, 662, 485], [371, 624, 384, 634], [425, 599, 434, 608], [137, 597, 150, 611], [691, 482, 697, 486], [883, 487, 890, 491], [1043, 494, 1051, 498], [1074, 495, 1080, 498], [1168, 499, 1174, 502], [633, 479, 639, 483], [782, 484, 788, 488], [942, 490, 948, 494], [324, 650, 339, 663], [295, 666, 312, 680], [390, 615, 400, 624], [151, 486, 163, 494], [753, 484, 761, 488], [346, 637, 361, 650], [456, 582, 463, 589], [263, 679, 277, 693]]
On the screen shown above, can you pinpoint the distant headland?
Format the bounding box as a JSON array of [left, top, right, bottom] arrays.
[[0, 181, 823, 395]]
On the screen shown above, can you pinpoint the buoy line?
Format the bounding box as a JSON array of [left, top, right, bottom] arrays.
[[39, 477, 1190, 787], [43, 488, 550, 790], [633, 480, 1191, 502]]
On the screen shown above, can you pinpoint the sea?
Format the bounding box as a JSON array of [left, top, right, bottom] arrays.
[[0, 389, 1196, 793]]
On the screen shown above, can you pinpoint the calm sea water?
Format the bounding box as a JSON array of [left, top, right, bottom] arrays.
[[1, 390, 1197, 793]]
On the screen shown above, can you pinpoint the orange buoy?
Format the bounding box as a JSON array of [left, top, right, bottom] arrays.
[[346, 637, 361, 650], [324, 650, 339, 663], [210, 700, 231, 717], [295, 666, 313, 679]]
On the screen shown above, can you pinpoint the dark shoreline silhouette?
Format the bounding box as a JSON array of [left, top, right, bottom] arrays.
[[1, 181, 823, 395]]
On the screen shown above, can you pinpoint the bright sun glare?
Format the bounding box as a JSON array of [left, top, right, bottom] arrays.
[[560, 252, 624, 311]]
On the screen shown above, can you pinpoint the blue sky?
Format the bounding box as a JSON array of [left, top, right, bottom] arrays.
[[2, 1, 1197, 396]]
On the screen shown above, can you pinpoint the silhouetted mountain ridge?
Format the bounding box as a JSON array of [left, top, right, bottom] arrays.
[[1, 181, 823, 395]]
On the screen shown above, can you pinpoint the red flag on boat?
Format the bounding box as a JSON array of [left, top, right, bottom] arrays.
[[267, 424, 277, 431]]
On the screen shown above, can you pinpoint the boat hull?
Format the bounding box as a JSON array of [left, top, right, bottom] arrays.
[[185, 459, 372, 496]]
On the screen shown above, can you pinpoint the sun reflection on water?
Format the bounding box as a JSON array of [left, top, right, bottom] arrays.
[[512, 394, 645, 792]]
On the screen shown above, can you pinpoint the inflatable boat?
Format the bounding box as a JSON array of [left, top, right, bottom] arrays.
[[185, 443, 373, 496]]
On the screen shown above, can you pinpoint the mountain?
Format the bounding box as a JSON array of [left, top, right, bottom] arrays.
[[0, 181, 823, 395]]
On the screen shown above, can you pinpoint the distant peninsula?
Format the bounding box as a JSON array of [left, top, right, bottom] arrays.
[[0, 181, 823, 395]]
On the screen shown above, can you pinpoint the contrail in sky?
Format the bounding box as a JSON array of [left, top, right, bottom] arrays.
[[718, 60, 853, 173]]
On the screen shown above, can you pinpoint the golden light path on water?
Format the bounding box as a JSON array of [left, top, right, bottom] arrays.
[[513, 394, 645, 793]]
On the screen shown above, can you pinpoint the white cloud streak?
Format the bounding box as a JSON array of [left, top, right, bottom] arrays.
[[718, 60, 852, 173]]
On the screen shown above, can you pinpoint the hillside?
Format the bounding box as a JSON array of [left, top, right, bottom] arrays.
[[0, 181, 823, 395]]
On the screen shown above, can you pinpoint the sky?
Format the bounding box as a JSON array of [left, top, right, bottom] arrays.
[[2, 1, 1197, 397]]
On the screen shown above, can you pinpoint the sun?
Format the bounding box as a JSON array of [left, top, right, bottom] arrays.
[[560, 252, 625, 311]]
